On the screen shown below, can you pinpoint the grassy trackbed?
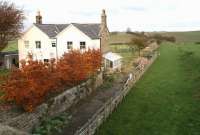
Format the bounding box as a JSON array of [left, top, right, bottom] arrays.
[[96, 43, 200, 135]]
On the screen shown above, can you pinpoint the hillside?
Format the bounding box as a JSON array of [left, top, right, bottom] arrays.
[[109, 32, 142, 45], [160, 31, 200, 43], [110, 31, 200, 44]]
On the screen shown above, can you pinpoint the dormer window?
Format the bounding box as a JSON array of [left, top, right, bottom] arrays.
[[80, 42, 86, 49], [35, 41, 41, 49]]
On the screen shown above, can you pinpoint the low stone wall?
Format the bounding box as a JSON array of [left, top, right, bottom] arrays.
[[0, 124, 30, 135], [74, 52, 158, 135], [0, 73, 103, 134]]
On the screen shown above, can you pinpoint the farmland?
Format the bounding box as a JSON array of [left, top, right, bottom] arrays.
[[161, 31, 200, 43]]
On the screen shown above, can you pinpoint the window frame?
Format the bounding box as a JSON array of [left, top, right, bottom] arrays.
[[52, 42, 56, 47], [80, 41, 86, 49], [24, 40, 29, 49], [35, 41, 41, 49], [44, 59, 49, 63], [67, 41, 73, 50]]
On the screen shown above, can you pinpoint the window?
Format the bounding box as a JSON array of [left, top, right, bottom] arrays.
[[44, 59, 49, 63], [35, 41, 41, 49], [80, 42, 86, 49], [67, 41, 73, 49], [24, 41, 29, 49], [52, 42, 56, 47]]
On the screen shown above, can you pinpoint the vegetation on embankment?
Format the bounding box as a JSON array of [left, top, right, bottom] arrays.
[[0, 69, 10, 103], [96, 42, 200, 135]]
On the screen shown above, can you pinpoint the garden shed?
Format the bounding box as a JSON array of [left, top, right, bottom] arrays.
[[103, 52, 122, 71]]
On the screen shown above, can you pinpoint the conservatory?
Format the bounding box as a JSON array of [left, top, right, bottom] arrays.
[[103, 52, 122, 72]]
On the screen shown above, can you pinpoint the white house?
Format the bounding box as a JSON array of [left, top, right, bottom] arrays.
[[18, 10, 122, 70]]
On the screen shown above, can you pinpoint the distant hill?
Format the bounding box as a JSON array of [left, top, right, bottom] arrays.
[[109, 32, 143, 45], [160, 31, 200, 43], [110, 31, 200, 44]]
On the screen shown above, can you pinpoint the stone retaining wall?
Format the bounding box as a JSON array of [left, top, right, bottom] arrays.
[[0, 73, 103, 134], [0, 124, 30, 135]]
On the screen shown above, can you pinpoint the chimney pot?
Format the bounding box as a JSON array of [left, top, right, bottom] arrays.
[[36, 11, 42, 24]]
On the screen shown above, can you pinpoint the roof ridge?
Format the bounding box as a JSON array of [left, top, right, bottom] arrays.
[[34, 23, 101, 39], [34, 23, 100, 25], [54, 25, 60, 33], [72, 23, 100, 25], [34, 23, 69, 25]]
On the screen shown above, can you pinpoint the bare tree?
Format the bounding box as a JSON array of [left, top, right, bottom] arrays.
[[126, 27, 132, 33], [0, 1, 24, 51], [130, 37, 148, 56]]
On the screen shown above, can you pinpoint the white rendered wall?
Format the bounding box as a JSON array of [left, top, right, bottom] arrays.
[[18, 24, 100, 62], [56, 24, 100, 58], [18, 25, 56, 61]]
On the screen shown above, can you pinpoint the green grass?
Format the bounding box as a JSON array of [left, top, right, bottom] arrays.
[[96, 42, 200, 135], [109, 32, 140, 45], [109, 44, 138, 72], [110, 31, 200, 43], [1, 40, 18, 52]]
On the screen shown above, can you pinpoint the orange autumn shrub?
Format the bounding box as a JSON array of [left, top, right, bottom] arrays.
[[56, 49, 102, 86], [1, 49, 102, 112], [1, 59, 58, 112]]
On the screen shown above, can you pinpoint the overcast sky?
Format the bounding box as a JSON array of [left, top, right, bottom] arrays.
[[9, 0, 200, 32]]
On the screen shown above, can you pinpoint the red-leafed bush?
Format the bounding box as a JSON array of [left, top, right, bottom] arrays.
[[1, 49, 101, 112], [1, 59, 58, 112], [56, 49, 102, 86]]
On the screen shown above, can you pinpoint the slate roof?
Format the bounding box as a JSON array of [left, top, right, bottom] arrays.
[[34, 23, 101, 39], [34, 24, 69, 38], [72, 23, 100, 39]]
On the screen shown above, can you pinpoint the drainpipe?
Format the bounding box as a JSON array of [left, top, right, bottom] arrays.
[[55, 38, 58, 61]]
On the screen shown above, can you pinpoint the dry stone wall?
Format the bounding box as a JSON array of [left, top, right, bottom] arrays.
[[0, 73, 103, 135]]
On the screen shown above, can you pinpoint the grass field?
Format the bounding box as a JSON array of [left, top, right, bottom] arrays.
[[109, 32, 140, 45], [96, 42, 200, 135], [161, 31, 200, 43], [1, 40, 18, 52], [110, 31, 200, 44]]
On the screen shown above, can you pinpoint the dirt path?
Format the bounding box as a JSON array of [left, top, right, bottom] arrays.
[[59, 74, 127, 135]]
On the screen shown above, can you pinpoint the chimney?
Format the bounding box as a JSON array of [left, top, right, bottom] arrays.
[[101, 9, 107, 29], [36, 11, 42, 24], [100, 9, 110, 54]]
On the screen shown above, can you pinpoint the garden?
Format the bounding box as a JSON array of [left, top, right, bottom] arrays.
[[96, 42, 200, 135]]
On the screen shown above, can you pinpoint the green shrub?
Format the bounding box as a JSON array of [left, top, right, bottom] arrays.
[[99, 75, 116, 89], [32, 113, 71, 135]]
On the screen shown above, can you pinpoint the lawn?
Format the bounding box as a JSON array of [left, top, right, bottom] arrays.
[[96, 42, 200, 135]]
